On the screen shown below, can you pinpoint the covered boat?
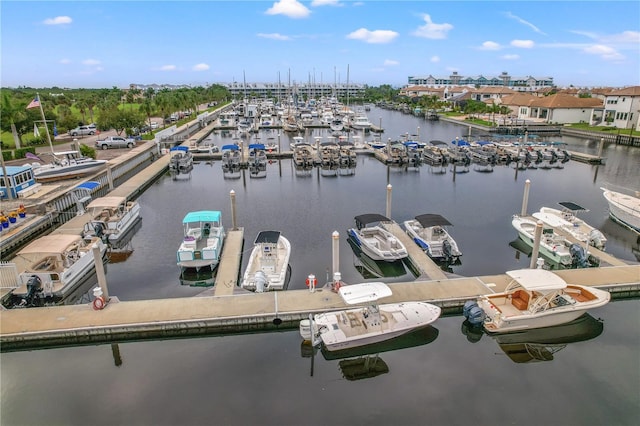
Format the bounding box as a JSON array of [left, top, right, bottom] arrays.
[[403, 214, 462, 262], [240, 231, 291, 292], [82, 196, 141, 244], [177, 210, 225, 271], [348, 214, 408, 262], [463, 268, 610, 333]]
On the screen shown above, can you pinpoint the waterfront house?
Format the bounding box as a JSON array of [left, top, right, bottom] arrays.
[[602, 86, 640, 131]]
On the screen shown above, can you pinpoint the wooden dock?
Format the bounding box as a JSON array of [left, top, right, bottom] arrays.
[[1, 264, 638, 351]]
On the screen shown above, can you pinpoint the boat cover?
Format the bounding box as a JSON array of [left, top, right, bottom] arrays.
[[170, 146, 189, 152], [87, 196, 127, 209], [414, 214, 453, 227], [75, 181, 100, 191], [221, 145, 239, 151], [249, 144, 265, 150], [254, 230, 281, 244], [182, 210, 222, 224], [506, 269, 568, 291], [558, 201, 588, 212], [339, 282, 393, 305], [354, 213, 391, 228]]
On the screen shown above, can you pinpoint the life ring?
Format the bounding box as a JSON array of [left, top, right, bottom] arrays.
[[333, 281, 341, 292], [92, 296, 105, 310], [305, 276, 317, 288]]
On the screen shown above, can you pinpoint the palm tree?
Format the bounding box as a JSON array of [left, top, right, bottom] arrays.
[[0, 92, 26, 148]]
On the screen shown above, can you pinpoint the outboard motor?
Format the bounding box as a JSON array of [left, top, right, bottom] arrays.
[[21, 275, 43, 307], [462, 300, 478, 319], [467, 306, 487, 326], [570, 243, 589, 268], [442, 239, 452, 262], [254, 271, 267, 293], [92, 222, 105, 242]]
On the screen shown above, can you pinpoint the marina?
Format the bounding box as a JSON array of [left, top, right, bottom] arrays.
[[1, 104, 638, 426]]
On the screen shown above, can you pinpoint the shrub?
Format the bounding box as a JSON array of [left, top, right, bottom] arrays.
[[79, 143, 96, 159]]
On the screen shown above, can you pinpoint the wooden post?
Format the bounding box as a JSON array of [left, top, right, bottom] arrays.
[[332, 231, 340, 278], [93, 244, 109, 301], [530, 221, 544, 269], [230, 190, 237, 230], [521, 179, 531, 216], [386, 184, 392, 219]]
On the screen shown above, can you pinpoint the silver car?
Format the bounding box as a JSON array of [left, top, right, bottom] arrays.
[[69, 124, 96, 136]]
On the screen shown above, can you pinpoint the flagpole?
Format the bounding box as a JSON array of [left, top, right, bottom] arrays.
[[36, 92, 54, 153]]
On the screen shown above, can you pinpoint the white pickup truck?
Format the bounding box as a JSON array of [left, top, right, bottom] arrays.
[[95, 136, 136, 150]]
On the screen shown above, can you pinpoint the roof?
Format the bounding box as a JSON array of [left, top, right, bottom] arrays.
[[354, 213, 391, 226], [254, 230, 281, 244], [339, 282, 393, 305], [18, 234, 83, 256], [414, 214, 453, 227], [87, 196, 127, 210], [607, 86, 640, 96], [530, 93, 603, 108], [506, 269, 568, 291], [182, 210, 222, 223], [0, 165, 34, 176]]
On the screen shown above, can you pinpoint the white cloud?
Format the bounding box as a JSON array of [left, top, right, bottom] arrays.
[[412, 14, 453, 39], [383, 59, 399, 66], [430, 56, 440, 63], [511, 39, 534, 48], [501, 54, 520, 60], [43, 16, 72, 25], [604, 30, 640, 44], [257, 33, 291, 41], [82, 59, 101, 66], [346, 28, 398, 44], [311, 0, 341, 6], [479, 41, 501, 50], [159, 65, 177, 71], [59, 58, 71, 64], [265, 0, 311, 19], [583, 44, 624, 61], [193, 63, 210, 71], [504, 12, 546, 35]]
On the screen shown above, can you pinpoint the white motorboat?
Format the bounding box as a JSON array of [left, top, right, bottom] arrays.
[[240, 231, 291, 292], [168, 146, 193, 172], [532, 202, 607, 250], [30, 150, 107, 182], [247, 143, 268, 177], [350, 114, 373, 130], [3, 234, 107, 307], [463, 268, 610, 334], [348, 214, 408, 262], [601, 187, 640, 233], [299, 282, 441, 351], [403, 214, 462, 262], [511, 215, 576, 267], [82, 196, 141, 244], [177, 210, 225, 271], [292, 143, 315, 168]]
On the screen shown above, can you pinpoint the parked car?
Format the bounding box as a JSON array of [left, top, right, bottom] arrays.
[[95, 136, 136, 150], [150, 121, 158, 129], [69, 125, 97, 137]]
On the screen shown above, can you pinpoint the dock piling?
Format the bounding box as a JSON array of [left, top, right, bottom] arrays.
[[521, 179, 531, 216], [230, 190, 237, 230], [386, 184, 392, 219], [332, 231, 340, 278], [530, 220, 544, 269], [93, 244, 109, 302]]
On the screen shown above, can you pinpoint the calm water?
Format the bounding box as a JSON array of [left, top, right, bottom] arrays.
[[2, 107, 639, 426]]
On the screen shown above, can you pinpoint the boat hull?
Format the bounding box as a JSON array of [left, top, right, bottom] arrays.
[[602, 188, 640, 233], [512, 215, 572, 265], [33, 162, 107, 182]]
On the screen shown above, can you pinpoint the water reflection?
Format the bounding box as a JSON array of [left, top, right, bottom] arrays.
[[461, 313, 604, 363], [301, 326, 439, 380]]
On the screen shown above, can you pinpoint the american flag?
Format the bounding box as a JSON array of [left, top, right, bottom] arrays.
[[26, 96, 40, 109]]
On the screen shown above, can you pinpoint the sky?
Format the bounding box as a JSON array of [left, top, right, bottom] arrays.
[[1, 0, 639, 89]]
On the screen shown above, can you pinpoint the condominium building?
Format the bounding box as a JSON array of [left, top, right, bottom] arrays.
[[407, 71, 553, 92]]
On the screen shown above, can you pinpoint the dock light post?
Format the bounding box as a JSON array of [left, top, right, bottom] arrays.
[[386, 184, 392, 219], [230, 190, 237, 230], [530, 220, 544, 269], [521, 179, 531, 216]]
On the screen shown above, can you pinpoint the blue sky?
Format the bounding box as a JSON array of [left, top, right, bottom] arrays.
[[2, 0, 639, 89]]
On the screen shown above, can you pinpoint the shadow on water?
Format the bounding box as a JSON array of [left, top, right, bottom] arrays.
[[460, 313, 604, 363]]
